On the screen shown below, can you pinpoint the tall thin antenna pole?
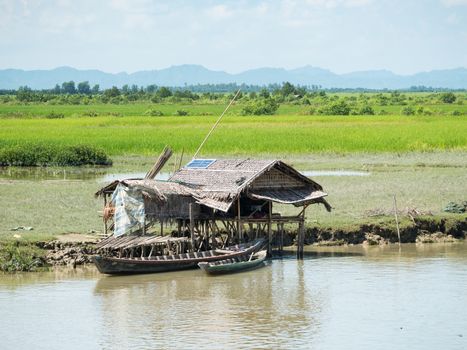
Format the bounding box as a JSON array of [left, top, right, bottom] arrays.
[[192, 89, 241, 159]]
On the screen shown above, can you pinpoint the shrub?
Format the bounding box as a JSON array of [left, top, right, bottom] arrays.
[[440, 92, 456, 104], [144, 109, 164, 116], [0, 144, 112, 166], [401, 106, 415, 116], [0, 242, 45, 272], [175, 109, 189, 116], [359, 105, 375, 115], [83, 110, 99, 117], [451, 110, 462, 116], [46, 112, 65, 119], [241, 98, 279, 115], [319, 100, 351, 115], [54, 145, 112, 166]]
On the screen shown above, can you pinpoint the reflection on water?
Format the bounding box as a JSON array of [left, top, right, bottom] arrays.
[[1, 243, 467, 350]]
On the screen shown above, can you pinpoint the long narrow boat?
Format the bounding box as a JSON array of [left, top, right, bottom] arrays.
[[93, 239, 265, 275], [198, 250, 267, 275]]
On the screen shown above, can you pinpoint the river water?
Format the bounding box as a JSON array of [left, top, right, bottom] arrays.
[[1, 243, 466, 350]]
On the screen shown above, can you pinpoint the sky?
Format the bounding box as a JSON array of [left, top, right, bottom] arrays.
[[0, 0, 466, 75]]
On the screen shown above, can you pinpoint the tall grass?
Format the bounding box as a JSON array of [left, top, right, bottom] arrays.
[[0, 115, 466, 155]]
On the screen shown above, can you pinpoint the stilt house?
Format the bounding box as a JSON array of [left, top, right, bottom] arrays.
[[96, 158, 330, 258]]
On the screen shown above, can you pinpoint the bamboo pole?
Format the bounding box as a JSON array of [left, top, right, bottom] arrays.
[[146, 146, 173, 179], [178, 148, 185, 170], [192, 89, 241, 159]]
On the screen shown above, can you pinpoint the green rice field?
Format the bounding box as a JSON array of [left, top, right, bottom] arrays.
[[1, 114, 466, 155]]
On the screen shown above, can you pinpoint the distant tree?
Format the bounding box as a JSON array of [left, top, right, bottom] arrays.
[[61, 81, 76, 94], [91, 84, 100, 94], [258, 89, 269, 99], [77, 81, 91, 94], [146, 85, 157, 93], [104, 86, 120, 98], [52, 84, 61, 94], [295, 86, 307, 97], [157, 87, 172, 98], [16, 86, 33, 102], [121, 84, 129, 94], [280, 82, 296, 96], [440, 92, 456, 104], [130, 85, 139, 93]]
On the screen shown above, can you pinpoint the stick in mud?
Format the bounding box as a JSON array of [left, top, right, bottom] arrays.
[[393, 194, 401, 245]]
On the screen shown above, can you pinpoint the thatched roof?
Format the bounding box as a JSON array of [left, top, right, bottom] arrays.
[[96, 159, 330, 212], [95, 179, 192, 200], [169, 159, 330, 212]]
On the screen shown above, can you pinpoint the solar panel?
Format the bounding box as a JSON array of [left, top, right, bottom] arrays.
[[185, 159, 216, 169]]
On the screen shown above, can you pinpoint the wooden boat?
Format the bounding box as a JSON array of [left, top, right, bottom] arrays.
[[198, 250, 267, 275], [93, 239, 265, 275]]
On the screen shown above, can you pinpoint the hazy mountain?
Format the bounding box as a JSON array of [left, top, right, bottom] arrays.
[[0, 65, 466, 89]]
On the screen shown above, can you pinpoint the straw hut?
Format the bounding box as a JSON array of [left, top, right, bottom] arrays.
[[96, 158, 330, 258]]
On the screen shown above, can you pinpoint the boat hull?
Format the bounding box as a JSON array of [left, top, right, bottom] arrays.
[[198, 251, 267, 275], [93, 239, 265, 275], [93, 255, 198, 274]]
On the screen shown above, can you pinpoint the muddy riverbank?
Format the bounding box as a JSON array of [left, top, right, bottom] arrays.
[[5, 216, 461, 270]]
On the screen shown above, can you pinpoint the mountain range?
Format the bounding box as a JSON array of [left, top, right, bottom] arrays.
[[0, 65, 466, 90]]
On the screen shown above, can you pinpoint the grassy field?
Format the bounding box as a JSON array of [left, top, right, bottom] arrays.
[[0, 98, 466, 242], [1, 153, 466, 241], [1, 114, 466, 155]]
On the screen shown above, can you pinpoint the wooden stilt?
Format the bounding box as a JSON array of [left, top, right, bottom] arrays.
[[189, 203, 195, 251], [211, 220, 217, 249], [205, 220, 210, 249], [103, 195, 108, 236], [237, 198, 242, 243], [268, 201, 272, 256], [297, 206, 306, 259]]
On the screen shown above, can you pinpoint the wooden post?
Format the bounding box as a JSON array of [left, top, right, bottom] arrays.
[[211, 220, 217, 249], [189, 203, 195, 251], [103, 194, 108, 236], [393, 195, 401, 245], [279, 223, 284, 254], [297, 206, 306, 259], [177, 219, 182, 237], [237, 197, 242, 243], [205, 220, 210, 249], [268, 201, 272, 256]]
